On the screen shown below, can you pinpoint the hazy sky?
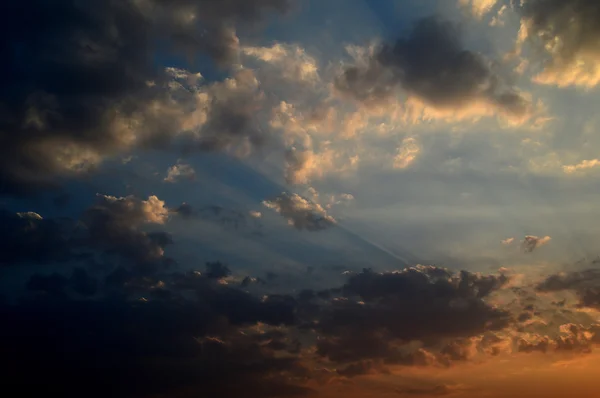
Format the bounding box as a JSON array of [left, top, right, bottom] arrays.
[[2, 0, 600, 397]]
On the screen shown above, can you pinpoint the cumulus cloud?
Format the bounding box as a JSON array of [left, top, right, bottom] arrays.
[[282, 143, 358, 186], [88, 194, 169, 226], [517, 323, 600, 354], [241, 43, 320, 86], [0, 0, 289, 195], [80, 194, 173, 266], [521, 235, 551, 253], [263, 192, 336, 231], [334, 16, 532, 121], [0, 193, 177, 269], [516, 0, 600, 88], [164, 161, 196, 183], [2, 263, 307, 398], [309, 266, 511, 367]]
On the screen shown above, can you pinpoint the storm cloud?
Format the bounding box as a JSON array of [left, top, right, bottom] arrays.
[[308, 266, 511, 367], [1, 268, 307, 398], [0, 0, 289, 195], [335, 16, 530, 117]]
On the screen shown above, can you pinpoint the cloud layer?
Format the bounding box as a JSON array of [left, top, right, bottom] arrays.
[[0, 0, 289, 195]]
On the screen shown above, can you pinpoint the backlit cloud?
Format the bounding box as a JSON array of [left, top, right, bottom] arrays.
[[516, 0, 600, 88], [521, 235, 551, 253], [0, 0, 289, 195], [263, 192, 336, 231], [334, 16, 532, 122], [459, 0, 499, 19], [164, 161, 197, 183], [563, 159, 600, 174]]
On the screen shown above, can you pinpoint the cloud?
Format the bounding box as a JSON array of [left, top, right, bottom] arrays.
[[241, 43, 320, 86], [517, 323, 600, 354], [190, 68, 268, 155], [1, 266, 308, 398], [536, 268, 600, 310], [80, 194, 173, 267], [164, 161, 196, 183], [0, 0, 289, 195], [283, 145, 359, 186], [173, 203, 264, 234], [563, 159, 600, 174], [521, 235, 551, 253], [0, 210, 77, 266], [263, 192, 336, 231], [334, 16, 532, 121], [173, 202, 195, 218], [27, 267, 98, 297], [0, 193, 175, 269], [309, 266, 511, 366], [204, 261, 233, 279], [459, 0, 499, 19], [516, 0, 600, 88], [249, 210, 262, 218], [393, 137, 421, 169]]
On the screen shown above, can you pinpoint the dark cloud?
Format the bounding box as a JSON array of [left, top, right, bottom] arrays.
[[205, 261, 233, 279], [0, 284, 308, 398], [80, 194, 173, 267], [70, 267, 99, 296], [27, 267, 98, 298], [516, 0, 600, 87], [173, 202, 195, 218], [194, 69, 267, 153], [0, 0, 289, 195], [336, 360, 386, 377], [263, 193, 336, 231], [0, 250, 311, 397], [0, 194, 172, 268], [335, 16, 530, 116], [536, 269, 600, 292], [0, 210, 77, 266], [310, 266, 511, 366], [536, 268, 600, 309], [26, 272, 69, 296]]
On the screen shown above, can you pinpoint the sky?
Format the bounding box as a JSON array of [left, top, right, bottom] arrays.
[[2, 0, 600, 396]]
